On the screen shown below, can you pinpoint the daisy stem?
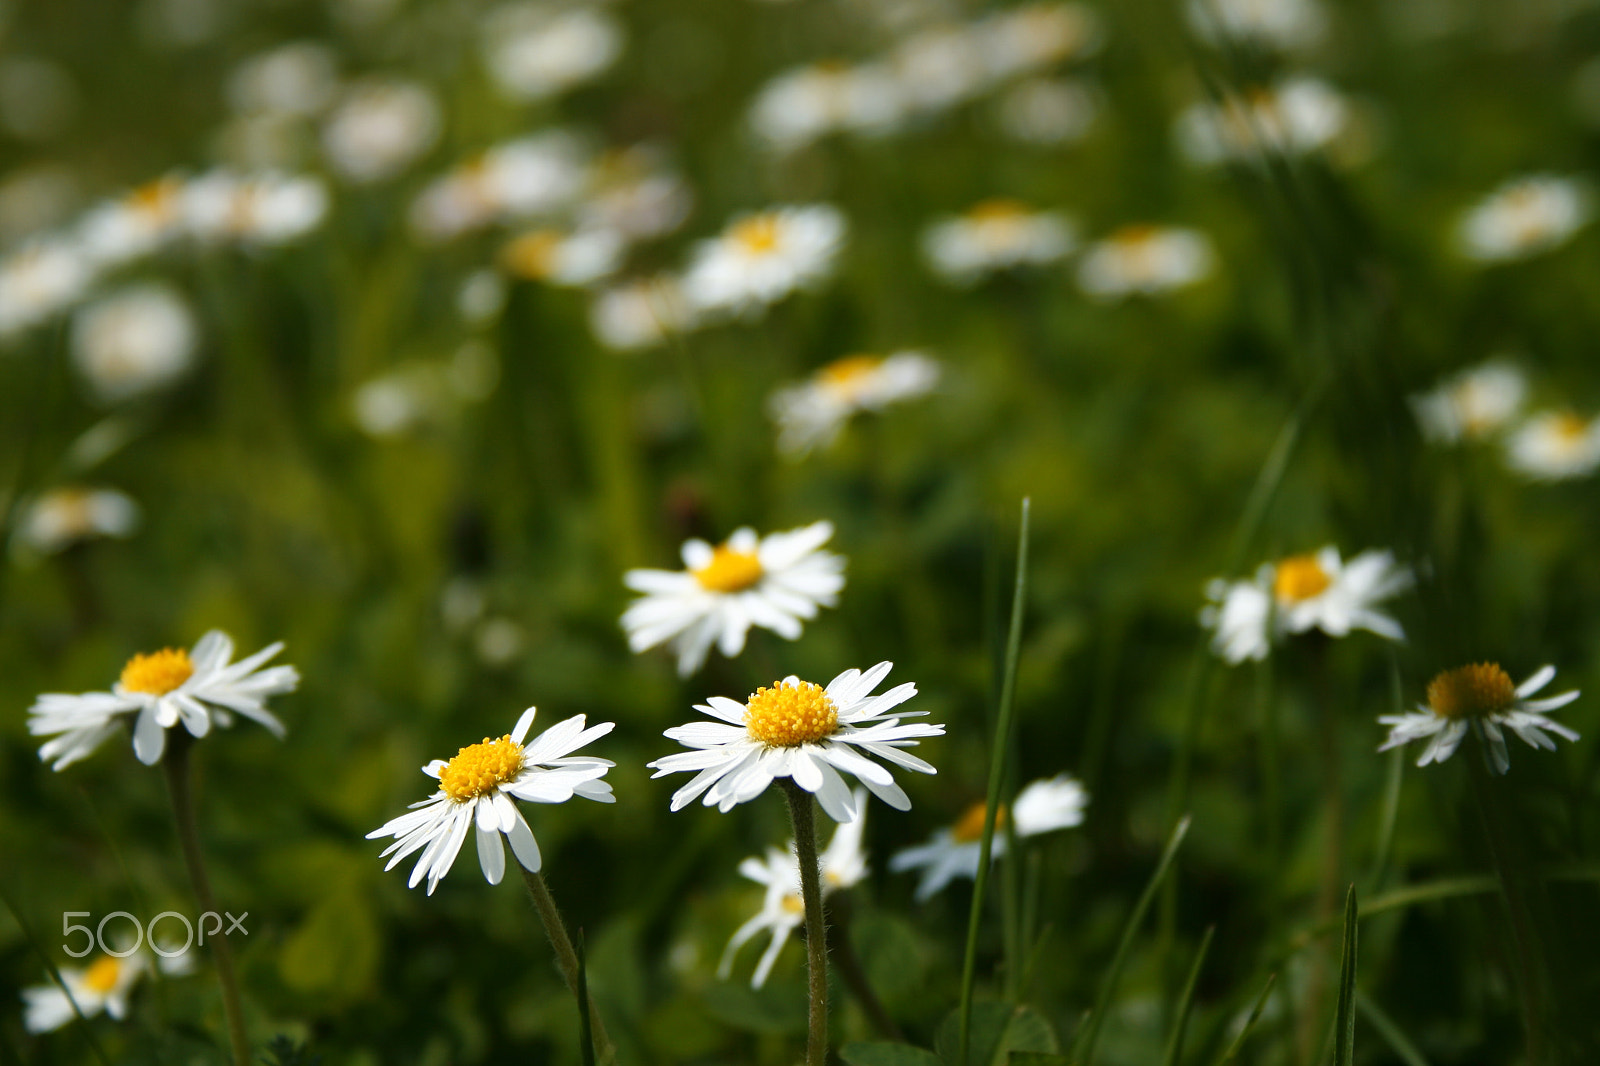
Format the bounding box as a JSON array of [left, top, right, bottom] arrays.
[[780, 778, 830, 1066], [161, 734, 251, 1066], [516, 865, 617, 1065]]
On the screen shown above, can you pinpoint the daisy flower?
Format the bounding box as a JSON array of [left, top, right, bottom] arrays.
[[720, 791, 869, 987], [76, 175, 189, 269], [1185, 0, 1327, 50], [71, 283, 199, 405], [481, 5, 622, 103], [1379, 663, 1580, 773], [1504, 410, 1600, 481], [768, 352, 941, 456], [367, 707, 615, 895], [1076, 224, 1216, 299], [1458, 175, 1591, 263], [588, 275, 697, 351], [922, 199, 1075, 285], [889, 774, 1086, 901], [1200, 547, 1412, 664], [1410, 360, 1527, 444], [14, 486, 139, 555], [22, 953, 147, 1033], [621, 521, 846, 676], [1176, 78, 1349, 166], [680, 204, 846, 317], [28, 631, 299, 769], [499, 226, 624, 288], [0, 237, 95, 340], [749, 61, 907, 151], [321, 80, 441, 184], [647, 661, 943, 822]]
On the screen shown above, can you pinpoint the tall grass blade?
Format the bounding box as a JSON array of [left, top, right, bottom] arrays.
[[1214, 974, 1276, 1065], [0, 877, 113, 1066], [1356, 990, 1430, 1066], [1160, 924, 1214, 1066], [1333, 885, 1359, 1066], [577, 930, 596, 1066]]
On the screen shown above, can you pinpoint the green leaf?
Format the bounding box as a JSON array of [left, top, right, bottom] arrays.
[[1161, 925, 1215, 1066], [936, 1001, 1057, 1066], [278, 889, 379, 1006], [1333, 885, 1359, 1066], [839, 1041, 945, 1066], [700, 979, 808, 1035]]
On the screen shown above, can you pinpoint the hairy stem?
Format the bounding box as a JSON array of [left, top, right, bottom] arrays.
[[517, 865, 617, 1065], [782, 779, 830, 1066]]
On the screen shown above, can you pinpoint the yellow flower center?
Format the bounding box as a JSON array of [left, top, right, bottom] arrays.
[[439, 735, 526, 802], [781, 894, 805, 914], [1273, 554, 1331, 603], [694, 543, 765, 593], [119, 648, 194, 695], [1553, 412, 1590, 443], [969, 198, 1029, 223], [951, 801, 1009, 843], [501, 230, 562, 280], [1427, 663, 1516, 720], [731, 215, 781, 254], [745, 681, 839, 748], [83, 956, 122, 994]]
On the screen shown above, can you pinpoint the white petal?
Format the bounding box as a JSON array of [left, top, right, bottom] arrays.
[[476, 824, 506, 884]]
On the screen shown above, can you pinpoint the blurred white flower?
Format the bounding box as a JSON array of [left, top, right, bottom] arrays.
[[588, 275, 696, 351], [182, 170, 328, 245], [922, 199, 1074, 284], [15, 486, 139, 555], [622, 522, 846, 676], [1458, 175, 1591, 262], [22, 953, 147, 1033], [750, 61, 907, 151], [720, 793, 868, 988], [71, 283, 198, 404], [29, 630, 299, 769], [0, 237, 93, 339], [648, 662, 942, 821], [889, 774, 1087, 900], [976, 3, 1100, 81], [322, 80, 441, 183], [1201, 547, 1412, 664], [410, 133, 591, 241], [995, 77, 1097, 145], [1077, 224, 1215, 299], [1379, 664, 1579, 773], [77, 175, 188, 268], [1176, 78, 1349, 166], [500, 226, 624, 287], [891, 25, 987, 113], [482, 4, 623, 102], [227, 42, 340, 117], [458, 269, 508, 325], [768, 352, 941, 456], [1186, 0, 1327, 50], [579, 147, 693, 242], [367, 707, 616, 894], [681, 205, 846, 317], [1410, 360, 1527, 444], [1505, 410, 1600, 481]]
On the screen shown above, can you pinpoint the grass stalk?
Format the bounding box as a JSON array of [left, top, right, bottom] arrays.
[[1214, 973, 1276, 1065], [1160, 924, 1215, 1066], [1332, 885, 1358, 1066], [0, 877, 113, 1066]]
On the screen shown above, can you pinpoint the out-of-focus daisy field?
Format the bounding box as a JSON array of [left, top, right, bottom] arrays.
[[5, 0, 1600, 1062]]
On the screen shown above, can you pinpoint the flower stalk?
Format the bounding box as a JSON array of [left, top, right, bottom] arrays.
[[517, 864, 617, 1066], [782, 778, 830, 1066]]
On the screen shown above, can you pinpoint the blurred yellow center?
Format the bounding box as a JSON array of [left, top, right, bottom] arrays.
[[745, 681, 838, 747], [781, 894, 805, 914], [1273, 554, 1331, 603], [694, 544, 765, 593], [1553, 413, 1589, 442], [969, 198, 1028, 223], [732, 215, 781, 254], [1428, 663, 1515, 720], [501, 230, 562, 279], [439, 735, 525, 802], [84, 956, 122, 994], [951, 801, 1008, 843], [120, 648, 194, 695], [818, 354, 882, 397], [1112, 223, 1159, 247]]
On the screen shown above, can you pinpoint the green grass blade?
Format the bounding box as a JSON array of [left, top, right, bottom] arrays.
[[958, 497, 1031, 1065], [1355, 990, 1431, 1066], [1214, 974, 1276, 1065], [0, 877, 113, 1066], [1160, 925, 1214, 1066], [1072, 815, 1192, 1066], [577, 930, 596, 1066], [1333, 885, 1359, 1066]]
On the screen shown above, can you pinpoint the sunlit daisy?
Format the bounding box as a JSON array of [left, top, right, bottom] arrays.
[[1176, 78, 1350, 166], [1504, 410, 1600, 481], [923, 199, 1075, 284], [500, 226, 624, 288], [1077, 224, 1215, 299], [28, 630, 300, 768], [768, 352, 941, 456], [1410, 359, 1527, 444], [719, 790, 868, 987], [367, 707, 616, 894], [14, 486, 139, 555], [481, 4, 622, 103], [1458, 175, 1591, 263], [1379, 664, 1579, 773], [648, 662, 943, 822], [890, 774, 1087, 900], [321, 80, 441, 184], [71, 283, 198, 405], [681, 205, 846, 316], [1201, 547, 1412, 664]]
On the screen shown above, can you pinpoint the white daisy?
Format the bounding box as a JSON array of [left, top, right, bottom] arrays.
[[588, 275, 697, 351], [922, 199, 1075, 284], [749, 61, 907, 152], [14, 486, 140, 555], [71, 283, 199, 405], [621, 521, 846, 677], [890, 25, 988, 114], [1175, 78, 1349, 166], [889, 774, 1086, 901], [1458, 175, 1591, 263], [28, 630, 299, 769], [647, 661, 944, 822], [180, 170, 329, 246], [994, 77, 1098, 146], [680, 205, 846, 317], [226, 41, 340, 118], [1185, 0, 1327, 50], [500, 226, 624, 288], [578, 147, 693, 242], [481, 4, 623, 103], [976, 3, 1100, 82], [21, 953, 147, 1033], [1076, 224, 1216, 299], [1504, 410, 1600, 481], [719, 791, 869, 988], [1379, 663, 1580, 773], [321, 80, 441, 184], [409, 133, 591, 242], [768, 352, 941, 456], [0, 237, 95, 340], [76, 175, 189, 269], [1200, 547, 1412, 664], [1410, 360, 1527, 444], [366, 707, 616, 894]]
